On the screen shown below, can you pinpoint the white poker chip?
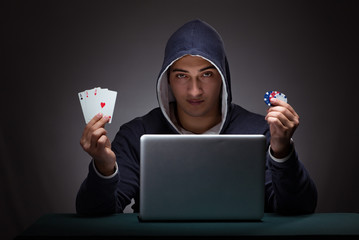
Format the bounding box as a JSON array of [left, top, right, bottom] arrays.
[[274, 92, 287, 103], [264, 91, 287, 106]]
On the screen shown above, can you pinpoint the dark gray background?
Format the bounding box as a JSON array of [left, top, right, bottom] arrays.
[[2, 0, 358, 239]]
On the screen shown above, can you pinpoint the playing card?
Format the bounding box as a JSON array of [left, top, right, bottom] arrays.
[[78, 87, 117, 124], [85, 87, 101, 122], [78, 91, 88, 122], [98, 88, 117, 123]]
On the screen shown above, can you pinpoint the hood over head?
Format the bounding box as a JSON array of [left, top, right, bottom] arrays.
[[156, 19, 232, 134]]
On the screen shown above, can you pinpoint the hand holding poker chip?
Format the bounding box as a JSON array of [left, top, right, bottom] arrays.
[[264, 91, 287, 106], [78, 87, 117, 124]]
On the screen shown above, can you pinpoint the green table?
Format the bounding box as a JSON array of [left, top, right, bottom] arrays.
[[16, 213, 359, 239]]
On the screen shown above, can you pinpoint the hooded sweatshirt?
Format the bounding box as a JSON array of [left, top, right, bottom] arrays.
[[76, 20, 317, 215]]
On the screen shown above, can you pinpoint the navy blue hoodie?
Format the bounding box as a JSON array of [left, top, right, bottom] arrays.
[[76, 20, 317, 215]]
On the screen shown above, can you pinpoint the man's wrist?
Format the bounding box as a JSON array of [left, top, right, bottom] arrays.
[[92, 160, 118, 179], [269, 139, 294, 163]]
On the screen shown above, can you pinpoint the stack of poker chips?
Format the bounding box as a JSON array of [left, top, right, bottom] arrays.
[[264, 91, 288, 106]]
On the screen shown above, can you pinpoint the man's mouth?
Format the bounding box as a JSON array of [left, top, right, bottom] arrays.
[[187, 99, 204, 105]]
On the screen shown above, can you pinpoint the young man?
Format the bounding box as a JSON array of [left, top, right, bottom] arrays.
[[77, 20, 317, 215]]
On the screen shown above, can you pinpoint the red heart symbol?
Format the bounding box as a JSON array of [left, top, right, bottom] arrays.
[[100, 102, 106, 108]]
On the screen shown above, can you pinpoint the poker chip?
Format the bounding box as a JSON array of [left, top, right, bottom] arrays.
[[264, 91, 272, 106], [274, 92, 287, 103], [270, 91, 279, 101], [264, 91, 287, 106]]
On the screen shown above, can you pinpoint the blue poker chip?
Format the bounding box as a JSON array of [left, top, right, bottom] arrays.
[[264, 91, 272, 106], [264, 91, 287, 106]]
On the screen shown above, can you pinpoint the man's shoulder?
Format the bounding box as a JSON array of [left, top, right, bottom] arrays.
[[223, 104, 268, 134], [128, 107, 165, 125], [121, 107, 174, 134], [230, 104, 266, 120]]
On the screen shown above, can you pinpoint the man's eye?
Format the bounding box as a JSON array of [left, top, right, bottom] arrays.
[[202, 72, 213, 77], [176, 74, 187, 79]]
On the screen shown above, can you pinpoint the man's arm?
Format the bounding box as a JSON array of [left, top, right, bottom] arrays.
[[76, 160, 120, 215], [76, 117, 141, 215], [264, 99, 317, 214], [265, 146, 318, 214], [76, 113, 118, 215]]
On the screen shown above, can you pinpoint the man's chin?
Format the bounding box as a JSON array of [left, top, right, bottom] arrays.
[[183, 110, 208, 118]]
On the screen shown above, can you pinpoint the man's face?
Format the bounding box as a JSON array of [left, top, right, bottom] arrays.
[[168, 55, 222, 121]]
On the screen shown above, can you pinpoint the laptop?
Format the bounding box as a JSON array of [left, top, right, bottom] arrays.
[[139, 134, 266, 221]]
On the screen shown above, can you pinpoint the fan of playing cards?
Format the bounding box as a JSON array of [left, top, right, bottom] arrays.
[[78, 87, 117, 124]]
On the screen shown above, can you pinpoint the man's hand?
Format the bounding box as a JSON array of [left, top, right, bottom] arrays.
[[80, 113, 116, 176], [265, 98, 300, 159]]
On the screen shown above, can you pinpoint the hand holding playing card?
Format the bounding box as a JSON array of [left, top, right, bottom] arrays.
[[80, 113, 116, 176], [78, 87, 117, 176]]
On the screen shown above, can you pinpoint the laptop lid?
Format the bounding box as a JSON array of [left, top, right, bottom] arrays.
[[139, 134, 266, 221]]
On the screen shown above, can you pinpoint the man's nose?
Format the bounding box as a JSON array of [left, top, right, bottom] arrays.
[[188, 79, 203, 97]]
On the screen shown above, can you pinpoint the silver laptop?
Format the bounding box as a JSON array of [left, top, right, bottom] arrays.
[[139, 134, 266, 221]]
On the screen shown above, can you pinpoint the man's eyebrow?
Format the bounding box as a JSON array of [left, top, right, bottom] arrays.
[[171, 68, 189, 73], [171, 65, 216, 73], [199, 65, 216, 72]]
